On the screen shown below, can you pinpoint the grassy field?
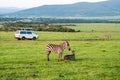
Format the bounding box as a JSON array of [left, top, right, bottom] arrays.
[[63, 23, 120, 32], [0, 23, 120, 80]]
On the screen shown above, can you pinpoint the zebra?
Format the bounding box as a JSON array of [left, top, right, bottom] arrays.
[[46, 41, 71, 61]]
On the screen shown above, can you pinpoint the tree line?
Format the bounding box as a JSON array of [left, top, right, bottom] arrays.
[[0, 22, 77, 32], [0, 18, 120, 23]]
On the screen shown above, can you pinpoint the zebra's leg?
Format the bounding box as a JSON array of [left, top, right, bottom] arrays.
[[47, 51, 51, 61], [60, 53, 63, 61], [58, 53, 60, 62], [58, 53, 62, 61]]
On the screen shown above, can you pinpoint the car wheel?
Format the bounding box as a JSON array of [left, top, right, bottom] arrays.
[[18, 38, 21, 40], [33, 37, 36, 40], [22, 37, 25, 40]]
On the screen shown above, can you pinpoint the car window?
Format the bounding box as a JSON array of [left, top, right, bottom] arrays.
[[27, 31, 32, 34], [20, 31, 26, 34]]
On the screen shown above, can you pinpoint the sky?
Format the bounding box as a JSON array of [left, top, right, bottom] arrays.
[[0, 0, 107, 9]]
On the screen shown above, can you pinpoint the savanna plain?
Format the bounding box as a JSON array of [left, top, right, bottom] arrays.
[[0, 23, 120, 80]]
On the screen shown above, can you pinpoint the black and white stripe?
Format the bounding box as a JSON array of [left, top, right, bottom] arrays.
[[46, 41, 71, 61]]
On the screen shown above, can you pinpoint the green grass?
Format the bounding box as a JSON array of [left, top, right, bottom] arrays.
[[0, 40, 120, 80], [0, 31, 120, 41], [64, 23, 120, 32], [0, 23, 120, 80]]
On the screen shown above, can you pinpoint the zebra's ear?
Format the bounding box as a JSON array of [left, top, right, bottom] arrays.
[[65, 41, 69, 43], [63, 41, 68, 44]]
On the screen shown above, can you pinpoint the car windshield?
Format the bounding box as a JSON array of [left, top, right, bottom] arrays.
[[33, 31, 37, 34]]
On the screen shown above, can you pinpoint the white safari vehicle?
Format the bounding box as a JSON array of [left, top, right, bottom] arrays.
[[15, 29, 38, 40]]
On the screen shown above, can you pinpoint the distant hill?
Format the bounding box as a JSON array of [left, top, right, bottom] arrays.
[[1, 0, 120, 18], [0, 7, 23, 15]]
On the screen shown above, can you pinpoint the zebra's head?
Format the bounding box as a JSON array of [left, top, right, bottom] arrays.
[[63, 41, 71, 51]]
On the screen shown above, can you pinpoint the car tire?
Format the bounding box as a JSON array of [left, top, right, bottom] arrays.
[[33, 37, 36, 40], [18, 38, 21, 40], [22, 37, 25, 40]]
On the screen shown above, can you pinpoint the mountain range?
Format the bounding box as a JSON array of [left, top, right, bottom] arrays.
[[1, 0, 120, 18]]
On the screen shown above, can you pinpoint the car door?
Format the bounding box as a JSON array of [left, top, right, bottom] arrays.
[[26, 31, 33, 39]]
